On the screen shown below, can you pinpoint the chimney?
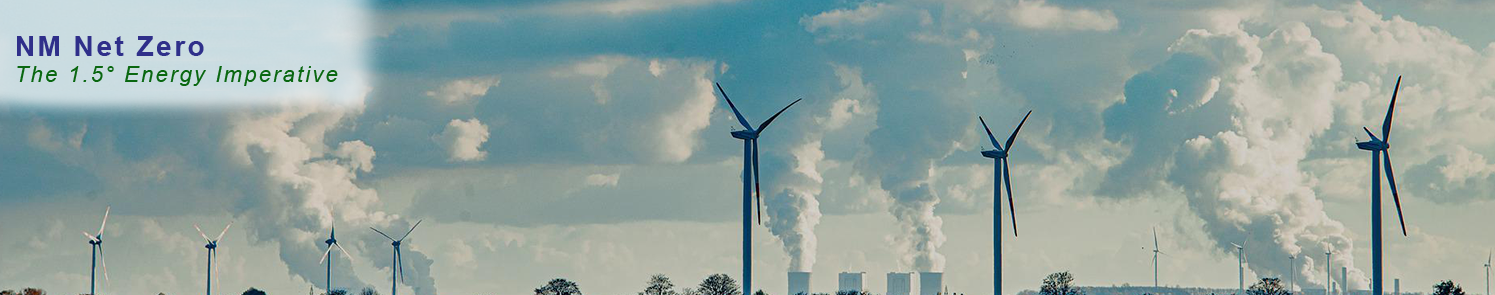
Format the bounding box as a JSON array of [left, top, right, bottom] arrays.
[[887, 272, 912, 295], [919, 272, 943, 295], [839, 272, 865, 293], [1342, 267, 1349, 295], [789, 272, 811, 295]]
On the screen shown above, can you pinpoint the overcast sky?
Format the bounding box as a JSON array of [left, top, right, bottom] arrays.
[[6, 1, 1495, 295]]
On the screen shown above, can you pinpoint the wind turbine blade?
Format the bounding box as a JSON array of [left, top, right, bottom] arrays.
[[753, 140, 763, 225], [99, 245, 110, 285], [1383, 151, 1407, 236], [195, 224, 212, 243], [216, 222, 233, 242], [83, 232, 98, 242], [336, 243, 354, 262], [98, 206, 110, 236], [400, 220, 423, 241], [1153, 227, 1159, 250], [1231, 242, 1241, 248], [1363, 127, 1380, 142], [1003, 159, 1017, 237], [978, 117, 1001, 151], [756, 98, 802, 132], [1003, 110, 1032, 151], [397, 250, 407, 284], [1383, 76, 1401, 142], [371, 227, 396, 241], [715, 83, 754, 131], [319, 245, 333, 264]]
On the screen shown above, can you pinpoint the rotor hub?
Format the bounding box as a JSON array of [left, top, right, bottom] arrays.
[[731, 130, 757, 140], [1356, 140, 1389, 151]]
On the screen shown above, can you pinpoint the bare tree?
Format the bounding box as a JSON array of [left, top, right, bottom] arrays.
[[698, 274, 741, 295], [1434, 281, 1466, 295], [1248, 278, 1290, 295], [642, 274, 679, 295], [1040, 272, 1083, 295], [242, 288, 267, 295], [537, 278, 583, 295], [359, 288, 378, 295]]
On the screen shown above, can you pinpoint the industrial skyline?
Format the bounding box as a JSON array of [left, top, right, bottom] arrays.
[[7, 1, 1495, 295]]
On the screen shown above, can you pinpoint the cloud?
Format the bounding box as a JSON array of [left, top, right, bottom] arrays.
[[1005, 0, 1119, 31], [584, 173, 620, 187], [435, 118, 491, 162], [426, 76, 501, 105]]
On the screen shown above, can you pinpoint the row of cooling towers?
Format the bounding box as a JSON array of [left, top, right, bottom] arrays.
[[786, 272, 942, 295]]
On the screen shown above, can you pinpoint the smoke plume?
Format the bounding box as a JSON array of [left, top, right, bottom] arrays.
[[1103, 23, 1367, 289], [225, 105, 440, 295]]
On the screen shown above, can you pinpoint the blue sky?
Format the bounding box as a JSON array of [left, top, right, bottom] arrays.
[[6, 1, 1495, 295]]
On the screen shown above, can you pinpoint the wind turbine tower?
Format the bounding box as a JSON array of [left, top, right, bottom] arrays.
[[83, 207, 111, 295], [1232, 241, 1246, 295], [715, 83, 802, 295], [1353, 76, 1409, 295], [371, 220, 423, 295], [1148, 227, 1166, 288], [194, 222, 233, 295], [1325, 247, 1333, 295], [320, 225, 354, 293], [977, 111, 1030, 295]]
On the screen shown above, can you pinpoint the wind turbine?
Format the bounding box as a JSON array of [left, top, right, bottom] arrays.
[[977, 110, 1030, 295], [82, 207, 111, 295], [319, 224, 355, 293], [1148, 227, 1167, 289], [1289, 254, 1297, 292], [1325, 245, 1334, 295], [371, 220, 423, 295], [194, 222, 233, 295], [715, 82, 802, 295], [1354, 76, 1409, 295], [1484, 251, 1490, 295], [1231, 239, 1247, 295]]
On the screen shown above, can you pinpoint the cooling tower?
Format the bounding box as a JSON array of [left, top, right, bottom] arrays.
[[839, 272, 865, 292], [789, 272, 811, 295], [919, 272, 943, 295], [887, 272, 912, 295]]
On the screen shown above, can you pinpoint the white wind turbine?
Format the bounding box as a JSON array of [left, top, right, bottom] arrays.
[[1147, 227, 1167, 289], [1353, 76, 1409, 295], [194, 222, 233, 295], [82, 207, 111, 295], [977, 110, 1030, 295], [371, 220, 423, 295], [1232, 238, 1248, 295], [320, 224, 355, 293], [715, 82, 802, 295]]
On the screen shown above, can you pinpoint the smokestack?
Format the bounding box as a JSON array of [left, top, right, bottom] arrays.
[[919, 272, 943, 295], [1342, 267, 1348, 295], [840, 272, 865, 293], [789, 272, 811, 295], [887, 273, 912, 295]]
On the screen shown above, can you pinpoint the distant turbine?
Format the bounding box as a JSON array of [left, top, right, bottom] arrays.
[[715, 82, 802, 295], [82, 207, 111, 295], [1325, 245, 1334, 295], [371, 220, 423, 295], [1289, 254, 1297, 292], [977, 110, 1030, 295], [194, 222, 233, 295], [1485, 251, 1490, 295], [319, 224, 355, 293], [1354, 76, 1409, 295], [1231, 239, 1247, 295], [1147, 227, 1167, 288]]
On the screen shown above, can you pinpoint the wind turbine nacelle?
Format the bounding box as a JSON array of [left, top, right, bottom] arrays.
[[205, 243, 217, 249], [732, 130, 758, 140], [1356, 140, 1388, 151], [981, 150, 1006, 159], [326, 239, 336, 245]]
